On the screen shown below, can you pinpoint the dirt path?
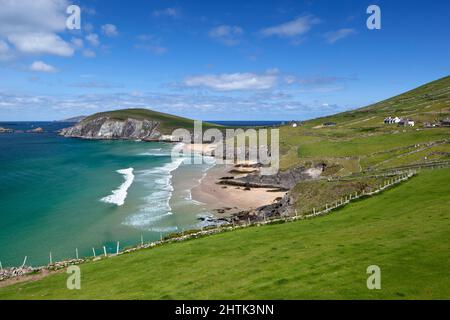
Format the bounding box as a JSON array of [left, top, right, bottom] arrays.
[[0, 269, 62, 289]]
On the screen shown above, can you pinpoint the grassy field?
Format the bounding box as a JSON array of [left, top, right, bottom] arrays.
[[1, 167, 449, 300], [278, 76, 450, 172], [290, 175, 387, 215]]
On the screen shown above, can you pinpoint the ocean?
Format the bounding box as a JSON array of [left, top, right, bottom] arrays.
[[0, 122, 214, 267]]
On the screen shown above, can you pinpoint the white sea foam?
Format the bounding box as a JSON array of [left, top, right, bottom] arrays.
[[148, 226, 179, 233], [124, 144, 217, 230], [123, 150, 184, 229], [101, 168, 135, 206], [137, 147, 169, 157], [138, 152, 170, 157]]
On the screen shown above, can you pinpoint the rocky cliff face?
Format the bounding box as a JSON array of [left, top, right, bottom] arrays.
[[219, 164, 325, 190], [60, 117, 162, 140]]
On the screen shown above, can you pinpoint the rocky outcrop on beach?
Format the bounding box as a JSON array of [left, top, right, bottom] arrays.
[[60, 117, 163, 140], [235, 193, 293, 221], [202, 192, 293, 225], [220, 164, 325, 189], [204, 164, 326, 225], [26, 127, 44, 133], [0, 127, 13, 133]]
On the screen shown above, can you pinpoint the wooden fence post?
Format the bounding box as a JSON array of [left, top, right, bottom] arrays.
[[22, 256, 28, 268], [116, 241, 120, 254], [103, 246, 107, 257], [92, 248, 96, 257], [76, 248, 79, 260]]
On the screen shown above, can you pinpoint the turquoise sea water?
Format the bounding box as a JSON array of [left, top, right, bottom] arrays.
[[0, 122, 212, 267]]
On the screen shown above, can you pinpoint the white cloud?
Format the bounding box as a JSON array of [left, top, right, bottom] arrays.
[[0, 89, 349, 121], [0, 40, 13, 60], [208, 25, 243, 46], [82, 6, 96, 15], [153, 7, 181, 18], [135, 34, 167, 55], [30, 60, 58, 73], [0, 0, 74, 57], [8, 32, 74, 56], [0, 0, 68, 34], [135, 43, 167, 55], [183, 72, 278, 91], [82, 49, 96, 58], [284, 75, 296, 84], [101, 24, 119, 37], [137, 34, 154, 42], [69, 81, 123, 89], [324, 28, 356, 44], [260, 15, 320, 38], [71, 38, 83, 49], [85, 33, 100, 47], [0, 40, 10, 54], [83, 23, 94, 33]]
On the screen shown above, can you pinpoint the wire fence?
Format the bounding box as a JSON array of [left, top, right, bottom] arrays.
[[0, 170, 418, 282]]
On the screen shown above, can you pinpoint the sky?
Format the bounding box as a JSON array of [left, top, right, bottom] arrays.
[[0, 0, 449, 121]]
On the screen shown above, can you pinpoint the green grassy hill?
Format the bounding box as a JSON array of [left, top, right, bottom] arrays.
[[279, 76, 450, 172], [0, 167, 448, 299], [309, 75, 450, 128], [82, 108, 222, 134]]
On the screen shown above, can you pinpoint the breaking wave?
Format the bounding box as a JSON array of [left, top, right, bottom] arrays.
[[123, 155, 184, 229], [101, 168, 135, 206]]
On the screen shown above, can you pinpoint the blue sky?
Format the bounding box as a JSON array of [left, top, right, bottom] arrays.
[[0, 0, 449, 121]]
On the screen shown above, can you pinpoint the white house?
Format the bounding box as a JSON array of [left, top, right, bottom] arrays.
[[384, 116, 401, 124], [398, 119, 415, 127]]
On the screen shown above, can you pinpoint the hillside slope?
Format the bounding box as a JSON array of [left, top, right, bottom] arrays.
[[61, 108, 222, 140], [0, 167, 449, 299], [312, 75, 450, 127], [279, 76, 450, 171], [82, 108, 220, 133]]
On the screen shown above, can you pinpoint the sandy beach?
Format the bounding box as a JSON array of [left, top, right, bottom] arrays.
[[191, 163, 287, 217], [182, 142, 286, 217], [183, 143, 217, 156]]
